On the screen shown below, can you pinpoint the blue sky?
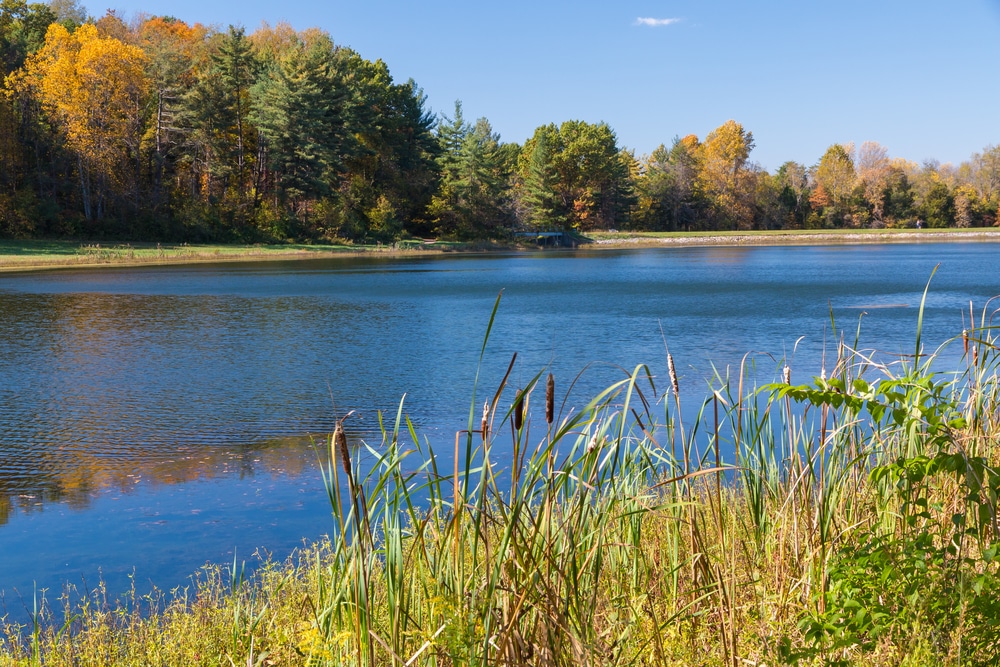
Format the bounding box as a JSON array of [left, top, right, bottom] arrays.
[[96, 0, 1000, 171]]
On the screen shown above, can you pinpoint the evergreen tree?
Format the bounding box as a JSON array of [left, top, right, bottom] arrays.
[[251, 33, 344, 220], [430, 104, 512, 238], [213, 26, 255, 200], [519, 125, 566, 229], [331, 49, 438, 240]]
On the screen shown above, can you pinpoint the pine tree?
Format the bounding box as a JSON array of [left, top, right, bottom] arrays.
[[213, 26, 256, 200], [251, 34, 345, 219], [520, 126, 565, 229]]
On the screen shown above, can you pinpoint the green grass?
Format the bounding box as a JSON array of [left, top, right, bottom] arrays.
[[2, 294, 1000, 666], [0, 238, 474, 271]]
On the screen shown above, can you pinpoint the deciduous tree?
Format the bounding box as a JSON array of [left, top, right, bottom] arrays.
[[518, 120, 632, 231], [697, 119, 755, 229], [857, 141, 890, 226], [814, 143, 857, 225], [19, 23, 148, 220]]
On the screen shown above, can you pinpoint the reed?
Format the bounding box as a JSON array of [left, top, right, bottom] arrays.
[[3, 293, 1000, 666]]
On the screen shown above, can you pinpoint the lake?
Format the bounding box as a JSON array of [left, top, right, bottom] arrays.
[[0, 242, 996, 610]]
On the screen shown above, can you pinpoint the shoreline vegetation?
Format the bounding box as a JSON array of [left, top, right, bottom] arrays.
[[2, 293, 1000, 665], [2, 15, 1000, 249], [2, 228, 1000, 273]]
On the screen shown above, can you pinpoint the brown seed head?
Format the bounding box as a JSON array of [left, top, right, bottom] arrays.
[[334, 420, 351, 478], [783, 365, 791, 385], [513, 389, 525, 431], [481, 401, 489, 442], [667, 354, 680, 396], [963, 329, 969, 356], [546, 373, 555, 425]]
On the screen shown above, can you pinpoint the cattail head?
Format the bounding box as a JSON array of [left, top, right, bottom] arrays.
[[481, 401, 490, 442], [513, 389, 525, 431], [820, 365, 827, 382], [587, 433, 601, 453], [545, 373, 555, 425], [667, 354, 679, 396], [963, 329, 969, 356], [783, 365, 791, 385], [334, 419, 351, 478]]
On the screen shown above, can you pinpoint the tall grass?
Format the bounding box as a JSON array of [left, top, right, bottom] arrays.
[[3, 293, 1000, 665]]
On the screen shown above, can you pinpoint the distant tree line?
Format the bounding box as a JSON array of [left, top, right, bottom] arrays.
[[1, 4, 998, 242]]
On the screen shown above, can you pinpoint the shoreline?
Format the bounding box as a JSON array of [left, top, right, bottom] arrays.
[[588, 227, 1000, 247], [1, 228, 998, 274]]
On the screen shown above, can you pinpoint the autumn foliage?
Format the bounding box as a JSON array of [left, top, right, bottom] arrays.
[[0, 7, 998, 241]]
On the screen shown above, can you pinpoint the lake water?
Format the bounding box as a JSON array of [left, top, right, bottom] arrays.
[[1, 243, 997, 611]]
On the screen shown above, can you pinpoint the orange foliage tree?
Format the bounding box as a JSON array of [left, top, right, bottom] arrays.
[[18, 23, 149, 220]]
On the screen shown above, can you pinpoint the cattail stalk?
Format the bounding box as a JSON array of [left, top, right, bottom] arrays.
[[668, 353, 680, 397], [513, 389, 525, 431], [481, 401, 490, 443], [334, 419, 351, 478], [545, 373, 554, 426]]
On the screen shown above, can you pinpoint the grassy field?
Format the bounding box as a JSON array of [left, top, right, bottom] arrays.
[[1, 279, 999, 666]]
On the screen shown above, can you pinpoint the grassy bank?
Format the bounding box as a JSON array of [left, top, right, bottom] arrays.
[[3, 228, 999, 273], [0, 239, 484, 272], [2, 295, 1000, 666]]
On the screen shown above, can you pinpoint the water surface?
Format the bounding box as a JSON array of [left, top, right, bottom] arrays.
[[0, 243, 996, 607]]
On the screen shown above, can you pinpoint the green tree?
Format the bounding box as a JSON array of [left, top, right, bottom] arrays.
[[429, 102, 512, 238], [332, 48, 438, 240], [919, 180, 954, 227], [634, 135, 702, 231], [774, 161, 810, 228], [882, 164, 915, 226], [214, 26, 255, 201], [177, 25, 259, 223], [138, 16, 204, 212], [517, 120, 632, 231], [252, 32, 344, 222], [518, 124, 565, 229], [2, 1, 57, 74]]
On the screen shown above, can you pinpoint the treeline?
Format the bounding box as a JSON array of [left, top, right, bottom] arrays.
[[1, 3, 998, 242]]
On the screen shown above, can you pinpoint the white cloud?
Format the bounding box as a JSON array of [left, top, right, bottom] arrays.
[[635, 17, 681, 27]]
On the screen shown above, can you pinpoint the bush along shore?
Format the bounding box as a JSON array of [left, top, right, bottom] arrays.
[[2, 291, 1000, 666]]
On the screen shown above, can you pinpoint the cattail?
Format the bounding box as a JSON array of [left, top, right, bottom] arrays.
[[963, 329, 969, 356], [820, 365, 827, 382], [513, 389, 525, 431], [587, 433, 599, 453], [667, 353, 680, 396], [334, 419, 351, 478], [545, 373, 555, 425], [481, 401, 490, 442], [783, 365, 791, 385]]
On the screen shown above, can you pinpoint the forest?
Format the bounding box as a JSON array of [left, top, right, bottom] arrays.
[[1, 1, 999, 243]]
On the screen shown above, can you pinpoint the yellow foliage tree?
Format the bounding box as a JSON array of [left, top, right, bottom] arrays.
[[18, 23, 149, 220], [698, 119, 755, 229]]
